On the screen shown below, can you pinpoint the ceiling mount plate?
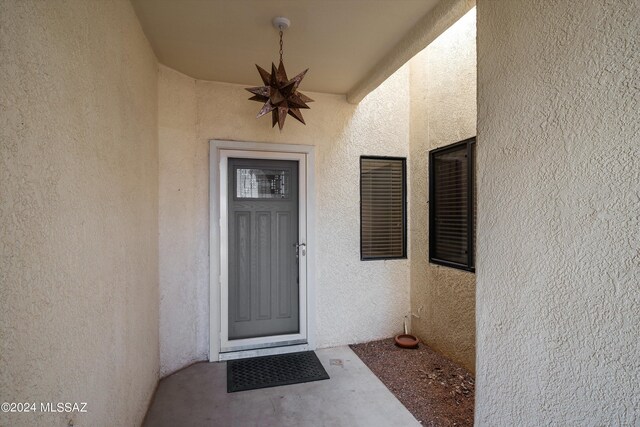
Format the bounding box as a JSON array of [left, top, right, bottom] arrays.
[[272, 17, 290, 30]]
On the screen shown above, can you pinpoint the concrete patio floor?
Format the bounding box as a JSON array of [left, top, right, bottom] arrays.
[[143, 346, 420, 427]]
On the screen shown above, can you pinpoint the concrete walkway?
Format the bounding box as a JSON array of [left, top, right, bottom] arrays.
[[143, 346, 420, 427]]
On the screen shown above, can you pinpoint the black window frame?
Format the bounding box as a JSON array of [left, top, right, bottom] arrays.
[[360, 156, 408, 261], [429, 137, 476, 272]]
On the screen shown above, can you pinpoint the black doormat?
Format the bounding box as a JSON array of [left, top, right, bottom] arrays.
[[227, 351, 330, 393]]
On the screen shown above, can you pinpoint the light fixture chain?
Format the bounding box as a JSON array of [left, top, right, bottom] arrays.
[[279, 29, 283, 62]]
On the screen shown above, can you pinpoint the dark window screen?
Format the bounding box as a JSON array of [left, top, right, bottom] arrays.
[[429, 138, 475, 271], [360, 157, 407, 260]]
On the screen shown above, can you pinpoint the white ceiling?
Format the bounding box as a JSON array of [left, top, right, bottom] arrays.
[[131, 0, 440, 94]]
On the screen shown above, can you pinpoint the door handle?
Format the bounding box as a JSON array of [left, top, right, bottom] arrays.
[[294, 243, 306, 257]]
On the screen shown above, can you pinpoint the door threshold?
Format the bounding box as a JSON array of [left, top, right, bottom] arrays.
[[219, 343, 310, 361]]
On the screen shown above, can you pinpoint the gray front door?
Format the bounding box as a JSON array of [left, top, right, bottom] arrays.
[[228, 158, 299, 340]]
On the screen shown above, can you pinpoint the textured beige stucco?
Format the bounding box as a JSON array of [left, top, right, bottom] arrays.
[[157, 66, 208, 376], [408, 8, 477, 373], [158, 65, 412, 376], [0, 1, 159, 426], [347, 0, 475, 104], [476, 0, 640, 424]]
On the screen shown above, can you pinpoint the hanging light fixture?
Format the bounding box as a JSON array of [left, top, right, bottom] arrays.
[[246, 17, 313, 130]]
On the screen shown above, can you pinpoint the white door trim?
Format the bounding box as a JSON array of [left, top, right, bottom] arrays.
[[209, 140, 317, 362]]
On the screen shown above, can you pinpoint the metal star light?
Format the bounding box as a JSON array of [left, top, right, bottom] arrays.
[[246, 18, 313, 130]]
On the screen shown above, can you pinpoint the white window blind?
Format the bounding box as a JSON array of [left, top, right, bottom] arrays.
[[360, 157, 406, 260]]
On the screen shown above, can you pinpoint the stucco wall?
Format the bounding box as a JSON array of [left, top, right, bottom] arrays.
[[476, 0, 640, 425], [0, 1, 159, 426], [158, 64, 412, 376], [158, 66, 207, 376], [408, 8, 476, 372]]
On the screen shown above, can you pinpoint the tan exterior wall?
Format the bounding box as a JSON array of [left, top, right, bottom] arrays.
[[157, 67, 206, 376], [476, 0, 639, 424], [0, 1, 159, 426], [408, 8, 477, 373], [158, 64, 412, 376]]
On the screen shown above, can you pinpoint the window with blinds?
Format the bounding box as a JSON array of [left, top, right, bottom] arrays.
[[360, 157, 407, 260], [429, 138, 476, 272]]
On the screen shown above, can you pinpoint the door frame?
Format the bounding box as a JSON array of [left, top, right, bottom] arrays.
[[209, 140, 316, 361]]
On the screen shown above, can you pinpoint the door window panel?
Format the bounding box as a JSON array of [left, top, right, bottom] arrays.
[[236, 168, 291, 199]]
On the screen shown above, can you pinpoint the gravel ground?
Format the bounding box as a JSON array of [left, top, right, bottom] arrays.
[[350, 338, 474, 426]]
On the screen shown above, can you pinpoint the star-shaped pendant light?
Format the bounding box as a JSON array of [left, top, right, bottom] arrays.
[[246, 17, 313, 130]]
